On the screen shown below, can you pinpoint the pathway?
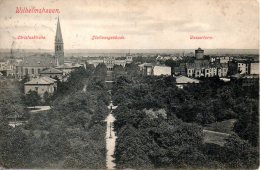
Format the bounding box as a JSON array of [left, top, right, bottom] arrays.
[[203, 129, 230, 146], [203, 129, 230, 136], [27, 106, 51, 113], [83, 85, 87, 92], [105, 110, 117, 169]]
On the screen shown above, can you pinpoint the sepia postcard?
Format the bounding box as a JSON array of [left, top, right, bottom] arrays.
[[0, 0, 259, 169]]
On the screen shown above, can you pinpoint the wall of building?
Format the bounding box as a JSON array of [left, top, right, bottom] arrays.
[[24, 84, 56, 97], [250, 63, 259, 74], [87, 56, 132, 70], [153, 66, 171, 76], [16, 66, 46, 78]]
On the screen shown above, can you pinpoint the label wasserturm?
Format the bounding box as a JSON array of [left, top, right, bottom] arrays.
[[16, 7, 60, 13]]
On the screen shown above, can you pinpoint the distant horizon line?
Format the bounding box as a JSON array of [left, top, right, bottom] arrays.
[[0, 48, 258, 50]]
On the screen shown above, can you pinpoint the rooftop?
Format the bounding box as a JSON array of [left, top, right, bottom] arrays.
[[25, 76, 57, 85], [40, 67, 63, 74], [18, 54, 56, 67]]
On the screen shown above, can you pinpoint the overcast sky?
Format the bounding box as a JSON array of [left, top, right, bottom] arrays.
[[0, 0, 258, 49]]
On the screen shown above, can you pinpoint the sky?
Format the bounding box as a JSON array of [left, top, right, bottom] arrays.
[[0, 0, 259, 50]]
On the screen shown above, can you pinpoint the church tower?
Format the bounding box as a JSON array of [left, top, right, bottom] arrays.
[[55, 17, 64, 66]]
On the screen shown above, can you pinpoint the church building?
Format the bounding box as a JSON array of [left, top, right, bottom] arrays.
[[16, 17, 64, 79]]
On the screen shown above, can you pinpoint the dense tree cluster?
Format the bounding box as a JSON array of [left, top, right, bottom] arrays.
[[0, 65, 110, 168], [112, 75, 259, 169]]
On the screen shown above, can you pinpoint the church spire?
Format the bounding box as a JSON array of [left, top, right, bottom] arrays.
[[55, 16, 64, 66], [55, 16, 63, 42]]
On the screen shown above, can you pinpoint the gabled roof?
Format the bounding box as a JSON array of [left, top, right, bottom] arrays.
[[175, 75, 200, 84], [138, 63, 154, 67], [24, 76, 56, 85], [154, 65, 171, 69], [41, 76, 57, 83], [18, 54, 56, 67], [40, 67, 63, 74]]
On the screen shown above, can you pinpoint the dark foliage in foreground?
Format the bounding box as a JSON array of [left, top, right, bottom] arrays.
[[0, 65, 110, 168], [112, 75, 259, 169]]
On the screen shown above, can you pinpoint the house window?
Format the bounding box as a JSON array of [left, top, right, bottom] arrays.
[[32, 68, 34, 74], [35, 87, 38, 91], [206, 70, 209, 73], [38, 69, 41, 74]]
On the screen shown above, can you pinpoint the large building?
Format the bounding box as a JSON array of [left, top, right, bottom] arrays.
[[138, 64, 171, 76], [16, 18, 64, 79], [187, 62, 228, 78], [87, 55, 133, 70], [184, 48, 229, 78], [16, 54, 56, 79]]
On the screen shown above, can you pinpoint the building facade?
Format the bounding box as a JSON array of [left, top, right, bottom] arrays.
[[24, 77, 57, 97], [87, 55, 133, 70], [237, 61, 250, 74], [250, 62, 259, 75]]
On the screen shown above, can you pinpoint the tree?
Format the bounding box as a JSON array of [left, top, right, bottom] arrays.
[[43, 91, 51, 105], [125, 63, 140, 77], [234, 98, 259, 146], [113, 65, 125, 78], [24, 90, 41, 106], [94, 63, 107, 79], [115, 124, 154, 169], [223, 134, 259, 168], [1, 128, 31, 168]]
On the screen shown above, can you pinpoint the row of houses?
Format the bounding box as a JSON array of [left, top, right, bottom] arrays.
[[138, 48, 258, 88], [138, 63, 201, 89], [174, 48, 259, 78]]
